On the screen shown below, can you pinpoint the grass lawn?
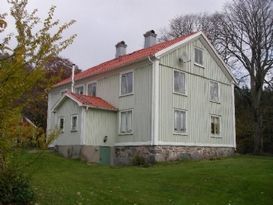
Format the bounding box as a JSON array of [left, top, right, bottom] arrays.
[[17, 151, 273, 205]]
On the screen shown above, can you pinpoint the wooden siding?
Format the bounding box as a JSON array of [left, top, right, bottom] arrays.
[[54, 99, 82, 145], [158, 38, 235, 146], [84, 109, 117, 146], [47, 60, 153, 145]]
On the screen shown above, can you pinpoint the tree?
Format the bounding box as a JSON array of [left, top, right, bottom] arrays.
[[0, 0, 76, 170], [217, 0, 273, 153], [22, 56, 81, 131], [161, 0, 273, 154]]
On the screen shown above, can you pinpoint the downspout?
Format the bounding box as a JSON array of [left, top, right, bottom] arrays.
[[71, 64, 75, 92], [149, 56, 160, 146]]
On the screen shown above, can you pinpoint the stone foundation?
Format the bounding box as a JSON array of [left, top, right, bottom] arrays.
[[55, 145, 235, 165], [114, 145, 235, 165], [55, 145, 100, 163]]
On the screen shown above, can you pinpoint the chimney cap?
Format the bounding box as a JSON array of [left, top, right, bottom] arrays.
[[143, 30, 157, 38], [115, 41, 127, 48]]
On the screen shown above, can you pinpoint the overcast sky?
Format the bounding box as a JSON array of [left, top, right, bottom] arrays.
[[1, 0, 228, 70]]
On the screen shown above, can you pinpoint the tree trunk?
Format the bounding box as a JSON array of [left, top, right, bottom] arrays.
[[251, 78, 263, 154]]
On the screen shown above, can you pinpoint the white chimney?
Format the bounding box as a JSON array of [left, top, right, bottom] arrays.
[[144, 30, 157, 48], [115, 41, 127, 58]]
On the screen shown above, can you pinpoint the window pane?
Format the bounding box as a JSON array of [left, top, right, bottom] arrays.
[[195, 48, 203, 65], [174, 110, 186, 133], [210, 82, 219, 101], [59, 118, 64, 130], [211, 116, 220, 135], [121, 72, 133, 95], [75, 86, 84, 94], [181, 112, 186, 132], [127, 111, 132, 132], [72, 116, 77, 130], [174, 71, 185, 94], [120, 112, 127, 133], [88, 83, 96, 96]]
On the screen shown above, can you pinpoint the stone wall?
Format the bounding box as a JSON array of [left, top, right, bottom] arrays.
[[114, 145, 235, 165], [55, 145, 100, 163]]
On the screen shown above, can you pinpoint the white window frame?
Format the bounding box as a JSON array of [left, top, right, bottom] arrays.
[[75, 84, 85, 95], [173, 108, 187, 135], [210, 115, 221, 137], [194, 47, 204, 67], [118, 109, 133, 135], [58, 116, 65, 133], [209, 81, 220, 103], [87, 81, 97, 96], [173, 69, 187, 96], [71, 114, 78, 132], [119, 70, 134, 97]]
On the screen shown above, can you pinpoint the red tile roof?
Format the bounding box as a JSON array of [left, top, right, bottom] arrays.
[[55, 33, 197, 87], [67, 92, 117, 111]]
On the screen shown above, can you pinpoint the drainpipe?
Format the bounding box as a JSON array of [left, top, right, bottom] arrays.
[[71, 64, 75, 92], [149, 56, 160, 146]]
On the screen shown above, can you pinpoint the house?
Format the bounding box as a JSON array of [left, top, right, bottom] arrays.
[[47, 30, 237, 165]]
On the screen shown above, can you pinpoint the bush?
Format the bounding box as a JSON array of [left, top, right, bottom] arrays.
[[132, 155, 148, 167], [0, 168, 34, 205]]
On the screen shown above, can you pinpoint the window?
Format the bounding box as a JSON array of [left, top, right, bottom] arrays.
[[75, 86, 84, 94], [174, 110, 186, 133], [87, 83, 96, 96], [210, 81, 219, 102], [59, 117, 64, 132], [120, 110, 132, 134], [174, 70, 186, 94], [194, 48, 203, 65], [71, 115, 78, 131], [211, 116, 220, 135], [120, 71, 133, 96]]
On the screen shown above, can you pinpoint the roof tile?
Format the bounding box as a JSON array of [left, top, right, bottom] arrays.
[[56, 33, 196, 87]]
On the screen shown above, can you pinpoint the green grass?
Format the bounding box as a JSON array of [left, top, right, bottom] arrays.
[[16, 151, 273, 205]]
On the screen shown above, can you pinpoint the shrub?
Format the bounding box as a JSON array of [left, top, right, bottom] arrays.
[[0, 168, 34, 205], [132, 155, 147, 167]]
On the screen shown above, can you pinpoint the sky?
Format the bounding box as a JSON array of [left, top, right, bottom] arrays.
[[1, 0, 228, 70]]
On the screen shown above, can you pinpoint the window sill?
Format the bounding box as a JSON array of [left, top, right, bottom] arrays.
[[173, 132, 188, 136], [119, 93, 134, 98], [71, 130, 78, 133], [211, 135, 222, 138], [194, 63, 205, 68], [173, 92, 187, 97], [118, 132, 133, 136], [210, 100, 220, 104]]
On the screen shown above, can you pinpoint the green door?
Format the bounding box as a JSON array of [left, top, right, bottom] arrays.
[[99, 146, 111, 165]]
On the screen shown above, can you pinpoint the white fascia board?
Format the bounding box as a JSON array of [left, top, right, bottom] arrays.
[[155, 31, 237, 84], [155, 32, 202, 58], [51, 93, 83, 112]]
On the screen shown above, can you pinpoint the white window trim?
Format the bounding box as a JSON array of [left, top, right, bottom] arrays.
[[210, 114, 221, 138], [194, 47, 204, 68], [74, 84, 85, 95], [173, 108, 188, 135], [71, 114, 79, 132], [119, 70, 134, 97], [86, 81, 97, 96], [173, 69, 187, 96], [118, 109, 133, 135], [209, 81, 221, 104], [58, 116, 65, 133]]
